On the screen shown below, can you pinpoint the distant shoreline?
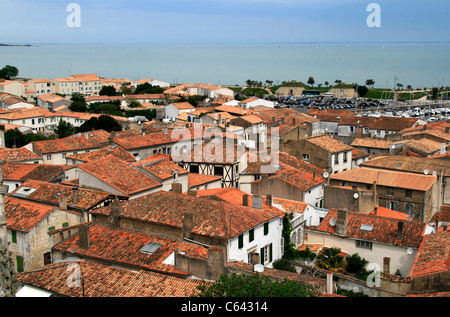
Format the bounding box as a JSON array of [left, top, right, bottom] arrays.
[[0, 44, 33, 47]]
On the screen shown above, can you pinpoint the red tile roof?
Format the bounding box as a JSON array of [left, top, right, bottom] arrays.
[[329, 167, 437, 191], [408, 230, 450, 278], [52, 224, 208, 276], [312, 209, 426, 248], [188, 173, 221, 188], [112, 131, 179, 150], [351, 138, 390, 149], [79, 156, 162, 196], [65, 145, 136, 163], [91, 190, 281, 239], [304, 135, 354, 153], [5, 196, 56, 232], [2, 163, 64, 182], [16, 260, 204, 297], [131, 153, 188, 180], [11, 179, 116, 211], [32, 132, 109, 154], [0, 147, 41, 162]]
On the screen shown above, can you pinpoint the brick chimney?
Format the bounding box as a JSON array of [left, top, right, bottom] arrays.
[[109, 196, 123, 229], [266, 194, 273, 207], [171, 183, 182, 194], [78, 223, 90, 250], [72, 187, 79, 205], [183, 212, 195, 239], [335, 209, 348, 236], [252, 195, 263, 209], [243, 194, 250, 207], [59, 194, 68, 210]]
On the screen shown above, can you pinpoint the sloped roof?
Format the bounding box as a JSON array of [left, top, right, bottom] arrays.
[[329, 167, 437, 191], [311, 209, 426, 248], [52, 224, 208, 276], [408, 229, 450, 278], [90, 190, 281, 240], [351, 138, 390, 149], [188, 173, 221, 188], [131, 153, 188, 180], [65, 144, 136, 163], [16, 260, 204, 297], [78, 156, 162, 196], [2, 163, 64, 182], [10, 179, 115, 211], [112, 131, 179, 150], [304, 134, 354, 153], [5, 196, 56, 232]]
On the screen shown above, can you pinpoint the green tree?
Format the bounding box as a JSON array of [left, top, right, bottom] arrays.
[[4, 128, 26, 148], [345, 253, 368, 274], [54, 120, 75, 138], [0, 65, 19, 79], [134, 82, 164, 94], [76, 115, 121, 133], [99, 85, 117, 96], [307, 76, 315, 86], [69, 93, 87, 112], [365, 79, 375, 88], [195, 273, 317, 297], [315, 247, 346, 273], [357, 85, 369, 97]]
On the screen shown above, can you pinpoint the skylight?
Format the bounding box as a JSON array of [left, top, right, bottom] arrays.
[[360, 224, 373, 231], [140, 241, 162, 254]]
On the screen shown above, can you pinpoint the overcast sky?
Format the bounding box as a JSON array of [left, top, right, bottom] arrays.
[[2, 0, 449, 44]]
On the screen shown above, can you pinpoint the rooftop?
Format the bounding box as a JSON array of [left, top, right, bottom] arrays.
[[311, 209, 426, 248], [16, 260, 204, 297], [90, 190, 281, 240], [329, 167, 437, 191], [5, 196, 56, 232], [304, 134, 354, 153]]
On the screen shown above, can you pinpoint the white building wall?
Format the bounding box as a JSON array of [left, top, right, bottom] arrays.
[[227, 217, 282, 268]]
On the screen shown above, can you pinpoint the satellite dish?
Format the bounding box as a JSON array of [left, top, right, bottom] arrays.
[[329, 218, 336, 227], [407, 247, 413, 255], [323, 172, 329, 179], [353, 193, 359, 199], [424, 169, 429, 175]]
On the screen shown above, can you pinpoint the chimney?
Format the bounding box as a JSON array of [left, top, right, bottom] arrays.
[[374, 206, 378, 216], [109, 196, 123, 229], [171, 183, 182, 194], [183, 212, 195, 239], [335, 209, 348, 236], [266, 194, 273, 207], [78, 223, 90, 250], [72, 187, 79, 205], [187, 189, 198, 197], [252, 195, 263, 210], [372, 181, 377, 206], [326, 269, 334, 294], [59, 194, 68, 210], [243, 194, 250, 206], [397, 222, 404, 240]]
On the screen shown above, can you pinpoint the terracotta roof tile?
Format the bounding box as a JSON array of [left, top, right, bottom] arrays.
[[112, 131, 179, 150], [188, 173, 221, 188], [2, 163, 64, 182], [5, 196, 56, 232], [65, 145, 136, 163], [52, 224, 208, 276], [79, 156, 162, 196], [16, 260, 204, 297], [11, 179, 116, 211], [408, 230, 450, 278], [351, 138, 391, 149], [313, 209, 426, 248], [329, 167, 437, 191], [304, 135, 353, 153], [91, 190, 281, 239], [131, 153, 188, 180]]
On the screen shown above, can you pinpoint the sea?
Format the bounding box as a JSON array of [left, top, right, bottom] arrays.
[[0, 42, 449, 89]]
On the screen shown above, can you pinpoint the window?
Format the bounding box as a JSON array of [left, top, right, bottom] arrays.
[[11, 230, 17, 243], [62, 222, 69, 228], [405, 190, 412, 199], [238, 234, 244, 249], [356, 239, 372, 250], [302, 154, 309, 161], [387, 187, 394, 196], [48, 226, 55, 232], [343, 152, 348, 162], [249, 229, 254, 242], [334, 154, 339, 164], [264, 222, 269, 235], [47, 155, 52, 161], [405, 203, 414, 217], [260, 244, 273, 264], [16, 256, 24, 273]]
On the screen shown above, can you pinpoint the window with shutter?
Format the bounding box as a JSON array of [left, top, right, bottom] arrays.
[[238, 234, 243, 249], [264, 222, 269, 235]]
